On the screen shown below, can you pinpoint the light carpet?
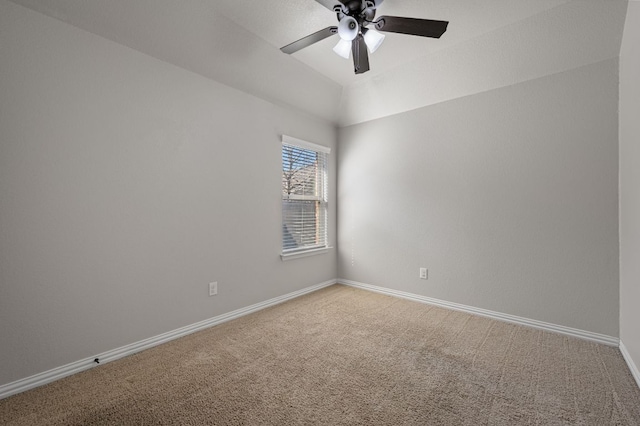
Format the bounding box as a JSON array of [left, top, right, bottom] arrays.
[[1, 284, 639, 425]]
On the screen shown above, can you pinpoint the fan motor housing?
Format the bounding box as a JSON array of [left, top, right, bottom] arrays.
[[337, 0, 372, 30], [344, 0, 363, 13]]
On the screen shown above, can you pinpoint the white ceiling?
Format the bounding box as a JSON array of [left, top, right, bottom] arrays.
[[213, 0, 572, 86], [6, 0, 629, 126]]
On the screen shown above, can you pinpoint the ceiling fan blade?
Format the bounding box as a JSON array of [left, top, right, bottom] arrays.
[[281, 26, 338, 54], [352, 34, 370, 74], [375, 16, 449, 38]]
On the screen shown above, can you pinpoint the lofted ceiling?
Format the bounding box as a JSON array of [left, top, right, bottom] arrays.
[[213, 0, 573, 86], [6, 0, 628, 126]]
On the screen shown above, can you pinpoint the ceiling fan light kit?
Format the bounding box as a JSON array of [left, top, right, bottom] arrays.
[[333, 38, 353, 59], [280, 0, 449, 75], [362, 27, 385, 53], [338, 16, 359, 41]]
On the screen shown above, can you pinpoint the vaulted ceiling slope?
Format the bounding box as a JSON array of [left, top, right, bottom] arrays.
[[8, 0, 628, 127]]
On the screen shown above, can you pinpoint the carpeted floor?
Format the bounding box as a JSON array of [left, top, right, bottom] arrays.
[[1, 284, 639, 425]]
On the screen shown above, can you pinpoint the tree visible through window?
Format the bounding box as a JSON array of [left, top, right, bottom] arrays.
[[282, 137, 329, 254]]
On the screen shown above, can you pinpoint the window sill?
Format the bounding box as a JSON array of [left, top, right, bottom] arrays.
[[280, 247, 332, 261]]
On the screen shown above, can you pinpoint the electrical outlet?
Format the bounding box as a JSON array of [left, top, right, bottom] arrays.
[[419, 268, 428, 280], [209, 282, 218, 296]]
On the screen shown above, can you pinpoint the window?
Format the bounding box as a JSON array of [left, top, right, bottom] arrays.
[[281, 135, 330, 257]]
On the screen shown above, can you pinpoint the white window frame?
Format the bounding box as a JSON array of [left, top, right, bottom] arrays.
[[281, 135, 331, 260]]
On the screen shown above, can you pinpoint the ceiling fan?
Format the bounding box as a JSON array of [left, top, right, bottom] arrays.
[[280, 0, 449, 75]]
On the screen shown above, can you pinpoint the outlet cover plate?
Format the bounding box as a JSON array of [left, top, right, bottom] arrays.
[[420, 268, 428, 280], [209, 282, 218, 296]]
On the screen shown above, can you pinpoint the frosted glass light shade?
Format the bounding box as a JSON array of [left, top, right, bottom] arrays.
[[333, 38, 352, 59], [363, 28, 385, 53], [338, 16, 358, 41]]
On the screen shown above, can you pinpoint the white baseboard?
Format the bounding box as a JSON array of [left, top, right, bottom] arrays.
[[620, 341, 640, 389], [339, 279, 619, 347], [0, 279, 337, 400]]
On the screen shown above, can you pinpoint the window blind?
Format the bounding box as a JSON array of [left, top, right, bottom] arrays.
[[282, 136, 329, 254]]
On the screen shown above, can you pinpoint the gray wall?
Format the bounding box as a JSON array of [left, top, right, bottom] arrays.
[[0, 1, 336, 386], [0, 0, 633, 391], [620, 0, 640, 375], [338, 58, 620, 337]]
